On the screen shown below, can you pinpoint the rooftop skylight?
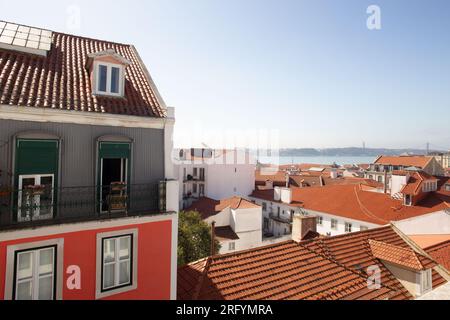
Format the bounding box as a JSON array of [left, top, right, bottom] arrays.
[[0, 21, 52, 56]]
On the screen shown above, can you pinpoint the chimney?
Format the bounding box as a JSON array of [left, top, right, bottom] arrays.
[[275, 187, 292, 204], [274, 187, 281, 201], [285, 172, 290, 188], [330, 168, 338, 179], [292, 214, 317, 242]]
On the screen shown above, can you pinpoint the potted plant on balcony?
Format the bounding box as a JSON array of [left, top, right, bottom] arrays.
[[24, 185, 46, 196]]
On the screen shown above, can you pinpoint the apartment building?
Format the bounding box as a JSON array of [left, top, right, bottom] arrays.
[[430, 152, 450, 169], [0, 21, 178, 300], [175, 149, 255, 209], [249, 173, 450, 238], [364, 155, 445, 188]]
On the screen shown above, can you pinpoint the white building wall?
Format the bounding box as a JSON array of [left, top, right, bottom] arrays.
[[393, 211, 450, 235], [175, 150, 255, 209], [249, 196, 382, 237], [204, 208, 231, 228]]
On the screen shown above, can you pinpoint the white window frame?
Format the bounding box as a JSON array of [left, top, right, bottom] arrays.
[[18, 174, 54, 222], [345, 222, 352, 233], [96, 229, 138, 299], [15, 247, 56, 300], [317, 216, 323, 226], [228, 242, 235, 251], [4, 239, 64, 300], [420, 269, 432, 294], [93, 61, 125, 97], [331, 219, 338, 230]]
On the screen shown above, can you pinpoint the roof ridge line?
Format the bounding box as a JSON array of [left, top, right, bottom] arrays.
[[192, 257, 213, 300]]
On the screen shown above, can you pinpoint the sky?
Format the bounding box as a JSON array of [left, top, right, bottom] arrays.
[[1, 0, 450, 150]]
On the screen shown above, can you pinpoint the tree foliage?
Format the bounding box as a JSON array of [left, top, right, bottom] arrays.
[[178, 211, 221, 266]]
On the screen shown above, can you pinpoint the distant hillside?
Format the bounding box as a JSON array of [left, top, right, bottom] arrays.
[[279, 148, 442, 157]]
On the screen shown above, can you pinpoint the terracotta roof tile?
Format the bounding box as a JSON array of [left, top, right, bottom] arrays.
[[178, 226, 449, 300], [214, 226, 239, 241], [0, 20, 166, 117], [374, 156, 433, 168], [369, 240, 437, 271], [177, 240, 395, 300], [425, 240, 450, 272], [185, 196, 260, 220], [249, 184, 450, 225]]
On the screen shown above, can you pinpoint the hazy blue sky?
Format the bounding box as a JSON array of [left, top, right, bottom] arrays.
[[2, 0, 450, 149]]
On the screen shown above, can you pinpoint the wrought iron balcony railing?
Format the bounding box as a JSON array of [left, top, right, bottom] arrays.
[[0, 182, 167, 230]]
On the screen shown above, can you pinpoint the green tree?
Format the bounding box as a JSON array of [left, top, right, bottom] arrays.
[[178, 211, 221, 266]]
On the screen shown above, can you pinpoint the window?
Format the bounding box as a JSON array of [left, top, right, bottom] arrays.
[[262, 202, 267, 211], [14, 246, 56, 300], [228, 242, 235, 251], [199, 168, 205, 181], [95, 63, 124, 96], [345, 222, 352, 233], [96, 229, 137, 299], [277, 207, 280, 217], [446, 184, 450, 192], [102, 235, 133, 292], [199, 184, 205, 197], [18, 174, 54, 222], [317, 216, 323, 226], [193, 168, 198, 177], [193, 183, 198, 194], [331, 219, 338, 230], [377, 176, 383, 183], [421, 269, 432, 293], [360, 226, 369, 231]]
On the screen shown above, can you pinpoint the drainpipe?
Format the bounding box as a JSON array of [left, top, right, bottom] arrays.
[[384, 170, 388, 194]]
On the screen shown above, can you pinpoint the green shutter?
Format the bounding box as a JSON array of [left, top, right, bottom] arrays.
[[98, 142, 131, 159], [15, 140, 59, 176]]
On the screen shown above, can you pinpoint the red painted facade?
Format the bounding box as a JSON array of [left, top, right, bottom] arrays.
[[0, 219, 173, 300]]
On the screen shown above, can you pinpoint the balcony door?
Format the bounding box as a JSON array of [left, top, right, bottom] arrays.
[[98, 142, 131, 213], [15, 139, 59, 222]]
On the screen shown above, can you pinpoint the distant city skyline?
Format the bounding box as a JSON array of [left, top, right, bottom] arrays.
[[2, 0, 450, 149]]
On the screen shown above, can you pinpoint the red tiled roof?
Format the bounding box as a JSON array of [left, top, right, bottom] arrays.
[[301, 226, 446, 299], [0, 21, 166, 117], [401, 171, 439, 196], [185, 196, 260, 220], [178, 226, 447, 300], [369, 240, 437, 271], [425, 240, 450, 272], [177, 241, 395, 300], [214, 226, 239, 242], [255, 170, 377, 188], [249, 184, 450, 225], [374, 156, 433, 168]]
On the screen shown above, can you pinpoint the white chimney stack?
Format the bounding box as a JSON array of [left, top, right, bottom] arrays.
[[330, 168, 338, 179]]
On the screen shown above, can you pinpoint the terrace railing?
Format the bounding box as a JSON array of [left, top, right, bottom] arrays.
[[0, 182, 167, 230]]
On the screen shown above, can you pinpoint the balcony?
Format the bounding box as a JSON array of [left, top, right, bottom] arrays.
[[0, 182, 170, 231], [183, 174, 205, 183], [269, 212, 293, 225]]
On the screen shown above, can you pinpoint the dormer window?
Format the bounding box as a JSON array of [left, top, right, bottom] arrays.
[[87, 49, 131, 98], [95, 62, 124, 97]]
